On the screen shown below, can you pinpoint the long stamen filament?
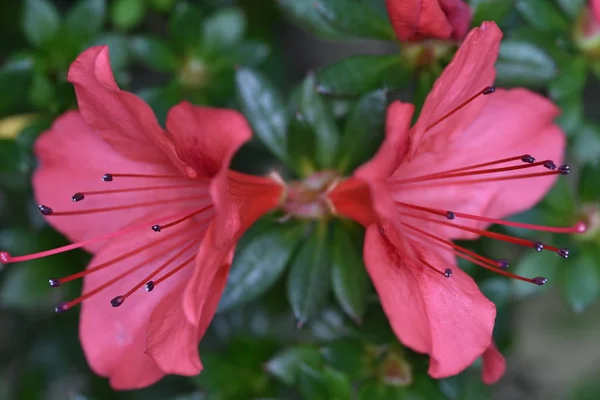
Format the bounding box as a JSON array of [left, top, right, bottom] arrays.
[[426, 86, 495, 131]]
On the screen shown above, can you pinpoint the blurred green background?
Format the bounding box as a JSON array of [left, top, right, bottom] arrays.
[[1, 0, 600, 399]]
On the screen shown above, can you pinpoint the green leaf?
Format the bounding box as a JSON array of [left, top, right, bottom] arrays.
[[337, 89, 387, 173], [130, 35, 179, 72], [65, 0, 106, 39], [320, 339, 367, 380], [88, 33, 130, 70], [515, 0, 569, 32], [495, 40, 558, 88], [579, 164, 600, 202], [265, 346, 323, 385], [223, 41, 270, 67], [0, 58, 34, 117], [278, 0, 395, 40], [554, 96, 583, 137], [298, 73, 340, 169], [573, 123, 600, 166], [111, 0, 146, 30], [236, 68, 290, 165], [287, 225, 332, 324], [288, 111, 317, 175], [560, 251, 600, 313], [22, 0, 60, 47], [317, 54, 410, 96], [549, 56, 587, 101], [330, 223, 370, 322], [218, 221, 304, 313], [554, 0, 586, 19], [202, 8, 246, 51], [471, 0, 513, 26], [297, 365, 353, 400], [169, 3, 203, 52], [29, 71, 56, 110], [512, 250, 561, 298]]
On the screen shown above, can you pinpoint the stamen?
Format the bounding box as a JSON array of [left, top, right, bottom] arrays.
[[532, 277, 548, 285], [111, 296, 125, 307], [418, 255, 450, 277], [558, 248, 569, 259], [444, 268, 452, 277], [102, 173, 183, 181], [38, 205, 53, 215], [149, 253, 196, 287], [426, 86, 495, 131], [496, 259, 510, 269], [395, 202, 586, 234], [151, 205, 213, 232], [558, 165, 570, 175], [453, 249, 543, 284], [543, 161, 557, 170], [71, 193, 85, 202], [70, 184, 205, 201], [145, 281, 155, 292]]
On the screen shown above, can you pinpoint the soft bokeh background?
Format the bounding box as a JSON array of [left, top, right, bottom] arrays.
[[1, 0, 600, 399]]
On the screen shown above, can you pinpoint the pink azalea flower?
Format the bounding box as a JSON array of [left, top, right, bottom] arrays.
[[329, 22, 584, 383], [386, 0, 472, 41], [0, 46, 284, 389]]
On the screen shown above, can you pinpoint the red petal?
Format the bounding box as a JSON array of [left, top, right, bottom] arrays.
[[165, 102, 252, 178], [439, 0, 472, 40], [67, 46, 182, 168], [386, 0, 453, 41], [363, 225, 496, 378], [407, 22, 502, 159], [482, 343, 506, 384]]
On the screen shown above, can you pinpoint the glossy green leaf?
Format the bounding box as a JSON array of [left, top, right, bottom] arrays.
[[549, 57, 587, 101], [111, 0, 146, 30], [337, 89, 387, 173], [560, 251, 600, 313], [65, 0, 106, 39], [218, 221, 304, 313], [0, 58, 34, 117], [298, 73, 340, 169], [495, 40, 558, 88], [516, 0, 569, 32], [573, 123, 600, 166], [320, 339, 367, 380], [471, 0, 513, 26], [287, 225, 332, 324], [202, 8, 246, 51], [236, 68, 290, 165], [317, 54, 409, 96], [555, 96, 583, 137], [512, 250, 561, 298], [22, 0, 60, 47], [169, 3, 203, 52], [554, 0, 586, 19], [148, 0, 176, 12], [330, 222, 370, 322], [579, 164, 600, 202], [288, 111, 317, 175], [223, 41, 270, 67], [130, 35, 179, 72], [278, 0, 395, 40], [29, 71, 56, 110], [265, 346, 323, 385], [298, 365, 353, 400]]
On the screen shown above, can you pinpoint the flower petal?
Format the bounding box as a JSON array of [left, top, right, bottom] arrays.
[[440, 0, 472, 40], [407, 22, 502, 159], [392, 89, 564, 240], [33, 112, 208, 253], [67, 46, 181, 167], [363, 225, 496, 378], [165, 102, 252, 178], [386, 0, 453, 41], [78, 221, 204, 389], [482, 343, 506, 384]]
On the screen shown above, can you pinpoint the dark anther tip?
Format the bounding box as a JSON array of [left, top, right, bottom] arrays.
[[54, 302, 69, 313], [558, 248, 570, 259], [532, 276, 548, 285], [151, 225, 161, 232], [444, 268, 453, 278], [110, 295, 125, 307], [482, 86, 496, 95], [48, 278, 61, 288], [521, 154, 535, 164], [496, 259, 510, 269], [558, 165, 570, 175], [38, 205, 53, 215], [533, 241, 544, 252], [102, 173, 113, 182], [445, 211, 456, 220], [71, 192, 85, 202], [145, 281, 155, 292], [543, 161, 557, 170]]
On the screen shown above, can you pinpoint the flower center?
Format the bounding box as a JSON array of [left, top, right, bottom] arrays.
[[281, 170, 340, 220]]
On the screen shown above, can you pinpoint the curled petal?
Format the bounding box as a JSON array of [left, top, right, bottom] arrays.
[[482, 343, 506, 384]]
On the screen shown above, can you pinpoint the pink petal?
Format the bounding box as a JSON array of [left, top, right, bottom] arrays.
[[392, 89, 564, 240], [386, 0, 453, 41], [482, 343, 506, 384], [363, 225, 496, 378], [165, 102, 252, 178], [439, 0, 472, 40], [78, 220, 204, 389], [593, 0, 600, 22], [33, 112, 207, 253], [67, 46, 182, 168], [407, 22, 502, 159]]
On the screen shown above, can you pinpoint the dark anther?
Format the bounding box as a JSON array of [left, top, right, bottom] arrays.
[[145, 281, 155, 292], [444, 268, 453, 277], [532, 276, 548, 285], [496, 259, 510, 269], [54, 302, 69, 313], [482, 86, 496, 95], [533, 241, 544, 252], [38, 205, 53, 215], [48, 278, 61, 288], [152, 225, 161, 232], [558, 165, 570, 175], [446, 211, 455, 220], [102, 173, 113, 182], [71, 192, 85, 202], [521, 154, 535, 163], [110, 295, 125, 307], [558, 248, 569, 259], [543, 161, 557, 170]]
